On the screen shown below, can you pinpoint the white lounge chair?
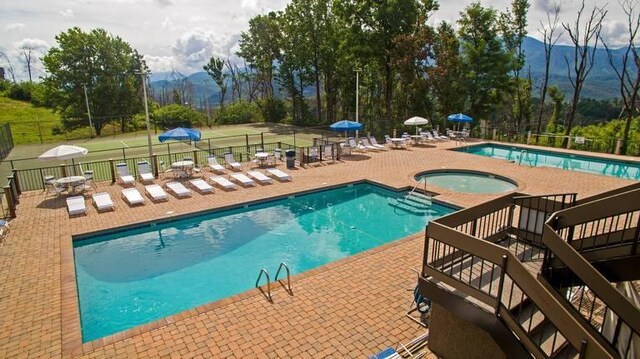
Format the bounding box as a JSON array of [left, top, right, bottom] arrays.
[[122, 188, 145, 205], [92, 192, 115, 212], [432, 129, 449, 140], [189, 179, 214, 193], [165, 181, 192, 197], [208, 175, 238, 190], [420, 131, 437, 142], [348, 138, 367, 152], [247, 170, 273, 185], [229, 173, 256, 187], [265, 168, 292, 181], [116, 163, 136, 186], [145, 184, 169, 201], [368, 136, 387, 149], [137, 161, 155, 183], [360, 138, 380, 151], [66, 196, 86, 216], [206, 155, 226, 174], [224, 153, 242, 171]]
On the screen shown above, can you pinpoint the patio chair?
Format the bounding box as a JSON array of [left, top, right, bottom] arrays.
[[360, 138, 380, 151], [368, 136, 387, 150], [348, 138, 367, 152], [66, 196, 86, 216], [122, 188, 145, 205], [406, 285, 432, 327], [206, 155, 226, 174], [431, 129, 449, 140], [145, 184, 169, 202], [0, 220, 10, 242], [165, 181, 192, 198], [247, 170, 273, 185], [208, 175, 238, 190], [92, 192, 115, 212], [265, 154, 277, 167], [369, 332, 429, 359], [116, 163, 135, 186], [323, 145, 335, 162], [274, 148, 282, 161], [265, 168, 292, 181], [44, 175, 64, 196], [137, 161, 155, 183], [189, 178, 214, 193], [229, 173, 257, 187], [419, 131, 437, 142], [224, 153, 242, 171]]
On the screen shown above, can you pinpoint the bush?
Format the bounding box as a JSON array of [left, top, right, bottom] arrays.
[[257, 97, 287, 123], [7, 82, 33, 101], [153, 104, 206, 129], [215, 101, 261, 125]]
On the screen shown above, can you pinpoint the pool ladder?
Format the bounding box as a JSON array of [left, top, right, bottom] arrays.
[[518, 149, 529, 166], [255, 262, 293, 302]]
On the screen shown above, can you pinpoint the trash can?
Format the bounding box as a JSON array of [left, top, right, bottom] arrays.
[[285, 149, 296, 169]]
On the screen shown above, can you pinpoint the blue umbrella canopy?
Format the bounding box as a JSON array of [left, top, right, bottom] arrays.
[[158, 127, 202, 142], [329, 120, 363, 131], [447, 113, 474, 122]]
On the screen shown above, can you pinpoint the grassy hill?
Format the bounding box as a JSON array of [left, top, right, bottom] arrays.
[[0, 97, 65, 144]]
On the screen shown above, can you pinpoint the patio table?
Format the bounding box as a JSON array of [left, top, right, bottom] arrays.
[[55, 176, 86, 195]]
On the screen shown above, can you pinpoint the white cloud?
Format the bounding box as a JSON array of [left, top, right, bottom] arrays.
[[5, 23, 25, 31], [600, 20, 629, 47], [154, 0, 173, 6], [170, 29, 239, 73], [14, 38, 49, 51], [60, 8, 75, 18], [145, 55, 175, 73], [162, 17, 176, 31]]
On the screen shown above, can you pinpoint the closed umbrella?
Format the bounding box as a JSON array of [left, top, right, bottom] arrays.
[[404, 116, 429, 135], [38, 145, 88, 161]]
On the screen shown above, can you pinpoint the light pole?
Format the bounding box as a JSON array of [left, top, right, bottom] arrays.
[[355, 68, 361, 139], [135, 69, 155, 174], [82, 84, 93, 138]]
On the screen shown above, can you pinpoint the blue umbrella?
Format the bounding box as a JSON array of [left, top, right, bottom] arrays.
[[447, 113, 473, 122], [158, 127, 202, 143], [329, 120, 363, 131]]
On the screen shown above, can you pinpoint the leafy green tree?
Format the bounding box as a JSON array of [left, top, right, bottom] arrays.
[[42, 27, 145, 136], [546, 86, 564, 133], [216, 101, 261, 124], [203, 57, 228, 110], [153, 104, 205, 128], [458, 3, 513, 121], [430, 22, 465, 130]]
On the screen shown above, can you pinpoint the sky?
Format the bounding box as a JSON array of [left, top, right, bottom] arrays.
[[0, 0, 632, 81]]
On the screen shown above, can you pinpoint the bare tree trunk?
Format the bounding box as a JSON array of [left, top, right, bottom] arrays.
[[561, 1, 607, 147], [536, 4, 561, 142]]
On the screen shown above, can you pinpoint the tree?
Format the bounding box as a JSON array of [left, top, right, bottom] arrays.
[[0, 48, 17, 83], [430, 22, 465, 130], [154, 104, 205, 128], [535, 2, 562, 141], [602, 0, 640, 154], [42, 27, 145, 136], [458, 2, 513, 121], [16, 39, 48, 83], [546, 85, 564, 135], [203, 57, 228, 110], [561, 1, 607, 147]]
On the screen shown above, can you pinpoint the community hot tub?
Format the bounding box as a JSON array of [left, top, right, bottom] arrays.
[[414, 170, 518, 194]]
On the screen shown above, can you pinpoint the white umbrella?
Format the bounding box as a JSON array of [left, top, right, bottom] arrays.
[[404, 116, 429, 135], [38, 145, 88, 161]]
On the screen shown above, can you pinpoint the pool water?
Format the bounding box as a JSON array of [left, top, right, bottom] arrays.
[[415, 171, 517, 194], [74, 183, 455, 342], [460, 144, 640, 180]]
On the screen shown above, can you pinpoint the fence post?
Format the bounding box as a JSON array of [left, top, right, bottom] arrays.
[[11, 169, 21, 195], [260, 133, 264, 149], [492, 128, 497, 141], [193, 150, 199, 167], [208, 139, 212, 153], [152, 154, 159, 178], [109, 159, 116, 184], [122, 148, 126, 159], [3, 186, 16, 218], [566, 135, 572, 149], [526, 131, 531, 145], [615, 139, 622, 155], [60, 164, 68, 178], [245, 134, 249, 153]]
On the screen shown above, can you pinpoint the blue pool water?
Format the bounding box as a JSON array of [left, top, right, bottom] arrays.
[[460, 144, 640, 180], [74, 183, 455, 342]]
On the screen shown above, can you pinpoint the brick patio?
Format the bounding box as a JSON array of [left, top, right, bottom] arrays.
[[0, 140, 636, 358]]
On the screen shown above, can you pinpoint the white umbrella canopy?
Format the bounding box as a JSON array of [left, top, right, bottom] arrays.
[[404, 116, 429, 135], [38, 145, 89, 161]]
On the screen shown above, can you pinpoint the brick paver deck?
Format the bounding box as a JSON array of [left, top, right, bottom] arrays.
[[0, 140, 636, 358]]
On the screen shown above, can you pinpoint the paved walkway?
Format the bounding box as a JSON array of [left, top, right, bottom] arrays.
[[0, 140, 635, 358]]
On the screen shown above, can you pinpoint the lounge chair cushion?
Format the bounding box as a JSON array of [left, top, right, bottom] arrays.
[[247, 170, 273, 184], [66, 196, 86, 215], [145, 184, 169, 201], [229, 173, 256, 187], [165, 181, 192, 197], [208, 176, 238, 190], [265, 168, 292, 181], [122, 188, 145, 205], [189, 179, 214, 193], [92, 192, 115, 212]]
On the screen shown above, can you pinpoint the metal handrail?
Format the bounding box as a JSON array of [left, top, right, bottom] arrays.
[[405, 177, 428, 201], [275, 262, 293, 295], [517, 149, 528, 166], [255, 268, 272, 302]]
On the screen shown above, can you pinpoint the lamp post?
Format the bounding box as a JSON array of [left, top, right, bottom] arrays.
[[355, 68, 361, 139], [82, 84, 93, 138], [135, 69, 155, 174]]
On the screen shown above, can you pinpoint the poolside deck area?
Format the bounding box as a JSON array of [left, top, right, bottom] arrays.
[[0, 139, 636, 358]]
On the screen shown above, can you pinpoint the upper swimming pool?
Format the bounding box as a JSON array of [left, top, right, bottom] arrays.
[[73, 182, 456, 342], [458, 143, 640, 180]]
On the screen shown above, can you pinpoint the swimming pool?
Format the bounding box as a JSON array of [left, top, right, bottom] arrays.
[[415, 170, 517, 194], [73, 183, 455, 342], [459, 143, 640, 180]]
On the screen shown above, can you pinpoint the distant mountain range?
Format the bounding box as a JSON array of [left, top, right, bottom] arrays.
[[149, 36, 630, 104]]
